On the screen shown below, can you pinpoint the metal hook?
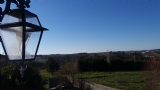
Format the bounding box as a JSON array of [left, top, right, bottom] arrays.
[[19, 62, 27, 78]]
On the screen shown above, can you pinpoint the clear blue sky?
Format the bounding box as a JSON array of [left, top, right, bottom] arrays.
[[1, 0, 160, 54]]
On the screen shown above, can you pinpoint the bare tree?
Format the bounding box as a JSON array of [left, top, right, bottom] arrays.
[[144, 54, 160, 90], [106, 50, 110, 64], [58, 59, 79, 85]]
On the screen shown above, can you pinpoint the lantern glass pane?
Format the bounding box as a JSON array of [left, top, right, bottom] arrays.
[[0, 26, 23, 60], [25, 13, 40, 26], [25, 27, 41, 59], [1, 14, 22, 24]]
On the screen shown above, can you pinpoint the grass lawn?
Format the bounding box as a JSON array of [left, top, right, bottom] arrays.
[[75, 71, 147, 90]]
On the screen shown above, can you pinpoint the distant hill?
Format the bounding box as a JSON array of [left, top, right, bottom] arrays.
[[35, 49, 160, 63]]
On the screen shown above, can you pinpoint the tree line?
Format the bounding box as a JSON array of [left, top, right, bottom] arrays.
[[46, 52, 148, 73], [78, 53, 146, 72]]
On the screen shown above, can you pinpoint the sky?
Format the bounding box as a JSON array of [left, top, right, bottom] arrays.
[[1, 0, 160, 54]]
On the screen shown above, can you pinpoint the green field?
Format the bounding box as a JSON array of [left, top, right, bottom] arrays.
[[40, 70, 147, 90], [75, 71, 147, 90]]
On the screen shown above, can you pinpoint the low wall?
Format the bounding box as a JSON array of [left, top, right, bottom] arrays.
[[84, 81, 118, 90], [67, 76, 118, 90]]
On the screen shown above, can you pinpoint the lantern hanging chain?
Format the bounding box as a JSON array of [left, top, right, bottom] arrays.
[[0, 0, 31, 22]]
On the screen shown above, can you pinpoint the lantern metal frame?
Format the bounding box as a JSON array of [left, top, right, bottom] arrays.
[[0, 8, 48, 62], [0, 0, 48, 78]]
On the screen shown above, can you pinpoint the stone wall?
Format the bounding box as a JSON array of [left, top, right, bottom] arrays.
[[67, 77, 119, 90], [84, 81, 118, 90]]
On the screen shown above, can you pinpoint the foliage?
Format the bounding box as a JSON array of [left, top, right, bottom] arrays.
[[0, 54, 8, 69], [40, 70, 53, 89], [28, 61, 44, 69], [45, 57, 59, 73], [75, 71, 147, 90], [0, 64, 45, 90]]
